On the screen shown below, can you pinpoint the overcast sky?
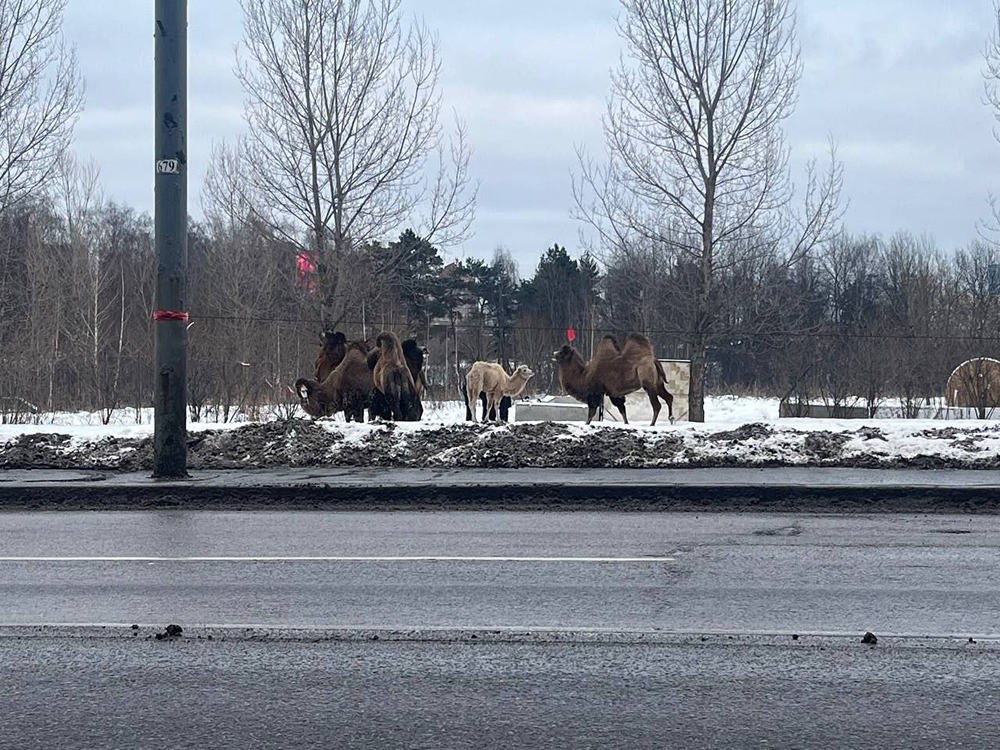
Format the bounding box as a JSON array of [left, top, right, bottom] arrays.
[[64, 0, 1000, 275]]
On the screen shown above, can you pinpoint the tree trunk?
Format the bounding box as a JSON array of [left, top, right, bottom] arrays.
[[689, 333, 707, 423]]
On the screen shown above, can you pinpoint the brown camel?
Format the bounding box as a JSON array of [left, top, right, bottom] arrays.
[[296, 342, 373, 422], [314, 330, 426, 393], [465, 362, 534, 423], [553, 334, 674, 426], [367, 338, 428, 402], [311, 331, 428, 420], [371, 332, 420, 421], [314, 331, 352, 381]]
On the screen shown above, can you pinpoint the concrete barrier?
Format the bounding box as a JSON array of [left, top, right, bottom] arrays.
[[513, 396, 589, 422]]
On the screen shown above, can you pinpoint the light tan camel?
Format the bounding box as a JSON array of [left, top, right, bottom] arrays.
[[465, 362, 535, 423]]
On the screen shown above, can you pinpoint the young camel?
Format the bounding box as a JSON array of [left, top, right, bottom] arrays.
[[553, 334, 674, 426], [465, 362, 535, 423]]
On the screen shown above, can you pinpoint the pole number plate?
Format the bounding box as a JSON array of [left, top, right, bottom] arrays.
[[156, 159, 181, 174]]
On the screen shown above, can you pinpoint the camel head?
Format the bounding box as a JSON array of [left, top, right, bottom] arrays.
[[402, 339, 427, 368], [296, 378, 312, 401], [320, 330, 347, 348], [295, 377, 330, 418], [505, 364, 535, 398], [553, 344, 583, 366], [513, 364, 534, 382]]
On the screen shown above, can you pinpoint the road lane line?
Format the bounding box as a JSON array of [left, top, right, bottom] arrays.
[[0, 555, 675, 563]]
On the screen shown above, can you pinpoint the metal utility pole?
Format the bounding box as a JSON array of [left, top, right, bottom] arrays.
[[152, 0, 188, 478]]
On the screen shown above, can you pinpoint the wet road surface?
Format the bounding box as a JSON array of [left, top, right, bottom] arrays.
[[3, 510, 1000, 748], [1, 511, 999, 634]]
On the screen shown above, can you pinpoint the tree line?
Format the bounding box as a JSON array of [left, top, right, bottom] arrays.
[[5, 0, 1000, 423], [3, 191, 1000, 423]]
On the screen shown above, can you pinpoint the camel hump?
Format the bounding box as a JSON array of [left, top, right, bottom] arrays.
[[376, 331, 403, 354], [592, 335, 620, 358], [347, 340, 370, 354], [622, 333, 654, 355]]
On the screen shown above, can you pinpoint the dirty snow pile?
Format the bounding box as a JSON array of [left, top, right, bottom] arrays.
[[1, 396, 1000, 470]]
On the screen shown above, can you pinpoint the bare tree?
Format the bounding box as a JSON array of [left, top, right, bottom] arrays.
[[53, 153, 101, 410], [983, 0, 1000, 236], [575, 0, 841, 421], [0, 0, 83, 210], [232, 0, 476, 328]]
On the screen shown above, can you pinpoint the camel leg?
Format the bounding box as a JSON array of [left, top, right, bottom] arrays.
[[657, 382, 675, 424], [585, 394, 602, 424], [609, 396, 628, 424], [481, 392, 494, 421], [484, 392, 496, 423], [645, 387, 662, 426], [466, 374, 480, 422]]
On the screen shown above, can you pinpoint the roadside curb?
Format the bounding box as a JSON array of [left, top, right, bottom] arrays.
[[2, 467, 1000, 512]]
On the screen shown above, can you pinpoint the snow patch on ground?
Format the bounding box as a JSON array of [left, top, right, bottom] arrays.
[[2, 396, 1000, 470]]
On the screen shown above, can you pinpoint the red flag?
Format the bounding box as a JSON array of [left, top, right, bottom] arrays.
[[567, 327, 576, 342]]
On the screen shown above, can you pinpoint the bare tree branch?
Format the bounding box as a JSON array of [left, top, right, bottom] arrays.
[[573, 0, 842, 421], [234, 0, 476, 328], [0, 0, 84, 210]]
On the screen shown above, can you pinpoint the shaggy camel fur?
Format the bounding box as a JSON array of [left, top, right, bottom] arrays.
[[402, 339, 429, 399], [465, 362, 534, 423], [371, 332, 420, 421], [366, 337, 427, 420], [314, 331, 351, 381], [311, 331, 427, 420], [554, 334, 674, 426], [315, 331, 427, 391], [296, 343, 373, 422]]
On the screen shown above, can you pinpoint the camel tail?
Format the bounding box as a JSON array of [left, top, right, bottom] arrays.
[[396, 372, 420, 421], [459, 375, 473, 420], [385, 369, 406, 420]]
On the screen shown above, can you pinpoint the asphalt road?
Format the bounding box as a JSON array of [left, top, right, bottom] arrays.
[[1, 635, 997, 750], [2, 510, 998, 634], [4, 509, 1000, 748]]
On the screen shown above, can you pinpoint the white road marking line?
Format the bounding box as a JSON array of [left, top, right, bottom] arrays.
[[0, 555, 675, 563]]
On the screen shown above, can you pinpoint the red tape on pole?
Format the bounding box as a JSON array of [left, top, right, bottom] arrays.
[[152, 310, 190, 322]]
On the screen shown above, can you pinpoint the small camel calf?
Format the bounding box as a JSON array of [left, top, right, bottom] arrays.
[[465, 362, 535, 423]]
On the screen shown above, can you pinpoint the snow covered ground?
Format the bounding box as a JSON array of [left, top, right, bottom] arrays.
[[2, 396, 999, 470]]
